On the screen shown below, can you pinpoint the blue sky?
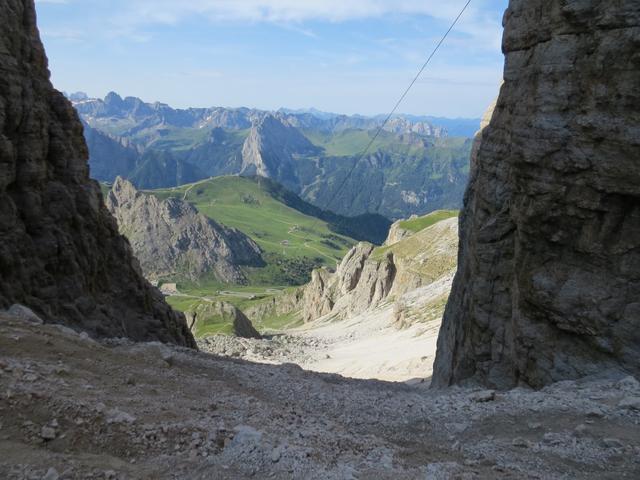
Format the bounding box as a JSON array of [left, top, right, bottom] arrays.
[[35, 0, 508, 118]]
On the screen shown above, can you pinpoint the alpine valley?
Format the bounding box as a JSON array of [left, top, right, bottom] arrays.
[[73, 92, 476, 220], [3, 1, 640, 478]]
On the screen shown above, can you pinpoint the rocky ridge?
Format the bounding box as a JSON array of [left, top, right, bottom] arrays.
[[0, 0, 194, 347], [106, 178, 263, 283], [433, 0, 640, 389], [74, 92, 448, 140], [194, 214, 458, 381], [384, 218, 415, 246], [298, 216, 459, 324]]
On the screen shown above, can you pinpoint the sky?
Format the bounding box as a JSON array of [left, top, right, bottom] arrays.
[[35, 0, 509, 118]]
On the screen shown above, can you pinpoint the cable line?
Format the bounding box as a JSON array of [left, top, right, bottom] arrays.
[[306, 0, 473, 245]]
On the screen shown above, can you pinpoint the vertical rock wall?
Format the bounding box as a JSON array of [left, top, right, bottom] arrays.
[[433, 0, 640, 388], [0, 0, 196, 347]]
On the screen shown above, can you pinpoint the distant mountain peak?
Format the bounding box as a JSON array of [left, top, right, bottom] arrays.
[[104, 91, 124, 105], [240, 114, 318, 189]]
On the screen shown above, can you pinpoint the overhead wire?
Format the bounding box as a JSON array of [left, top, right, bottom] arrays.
[[304, 0, 474, 248]]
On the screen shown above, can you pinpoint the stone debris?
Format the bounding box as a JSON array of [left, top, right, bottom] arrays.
[[618, 397, 640, 411], [197, 334, 329, 365], [1, 318, 639, 479], [469, 390, 495, 403], [42, 468, 59, 480], [40, 426, 56, 441], [602, 438, 624, 449], [511, 437, 531, 448], [6, 305, 43, 325], [105, 409, 136, 425]]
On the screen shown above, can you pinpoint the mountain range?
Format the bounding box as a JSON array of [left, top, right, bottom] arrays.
[[72, 92, 476, 220]]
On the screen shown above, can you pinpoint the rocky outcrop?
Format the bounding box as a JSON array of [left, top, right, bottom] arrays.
[[433, 1, 640, 389], [241, 115, 319, 192], [385, 217, 415, 246], [0, 0, 195, 347], [187, 301, 262, 339], [299, 217, 458, 323], [244, 288, 305, 325], [106, 178, 263, 283]]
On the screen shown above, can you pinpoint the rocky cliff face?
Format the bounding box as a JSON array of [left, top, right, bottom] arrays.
[[241, 115, 319, 192], [106, 178, 263, 283], [0, 0, 195, 347], [82, 122, 140, 181], [385, 218, 415, 246], [433, 0, 640, 389], [299, 217, 458, 323]]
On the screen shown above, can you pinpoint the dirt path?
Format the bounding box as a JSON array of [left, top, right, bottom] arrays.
[[182, 177, 214, 201], [2, 314, 639, 479]]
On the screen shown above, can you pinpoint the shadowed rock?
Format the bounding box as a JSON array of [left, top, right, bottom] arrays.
[[0, 0, 195, 347], [433, 0, 640, 389]]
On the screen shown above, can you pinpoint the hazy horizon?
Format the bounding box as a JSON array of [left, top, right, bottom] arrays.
[[68, 89, 483, 120], [36, 0, 508, 118]]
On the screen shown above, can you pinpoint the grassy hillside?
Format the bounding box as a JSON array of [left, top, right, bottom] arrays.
[[397, 210, 459, 233], [162, 206, 459, 338], [150, 176, 361, 284], [302, 129, 401, 157], [165, 283, 302, 336], [372, 211, 459, 268]]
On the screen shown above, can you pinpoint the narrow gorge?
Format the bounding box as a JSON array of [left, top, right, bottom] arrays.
[[1, 0, 639, 478]]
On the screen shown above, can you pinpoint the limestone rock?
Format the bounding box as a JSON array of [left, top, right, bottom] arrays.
[[40, 426, 56, 441], [189, 302, 261, 339], [384, 220, 413, 246], [301, 268, 336, 323], [6, 304, 43, 325], [298, 217, 458, 324], [433, 0, 640, 389], [618, 397, 640, 411], [42, 468, 59, 480], [0, 0, 195, 348], [106, 177, 263, 283], [229, 305, 262, 339], [244, 288, 304, 325], [241, 115, 320, 192]]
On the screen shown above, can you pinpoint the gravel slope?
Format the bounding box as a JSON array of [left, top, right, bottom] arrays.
[[1, 313, 639, 479]]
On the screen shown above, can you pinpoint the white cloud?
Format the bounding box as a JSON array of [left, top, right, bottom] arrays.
[[104, 0, 506, 54], [39, 0, 506, 51], [40, 27, 84, 40], [121, 0, 466, 24], [112, 0, 502, 38]]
